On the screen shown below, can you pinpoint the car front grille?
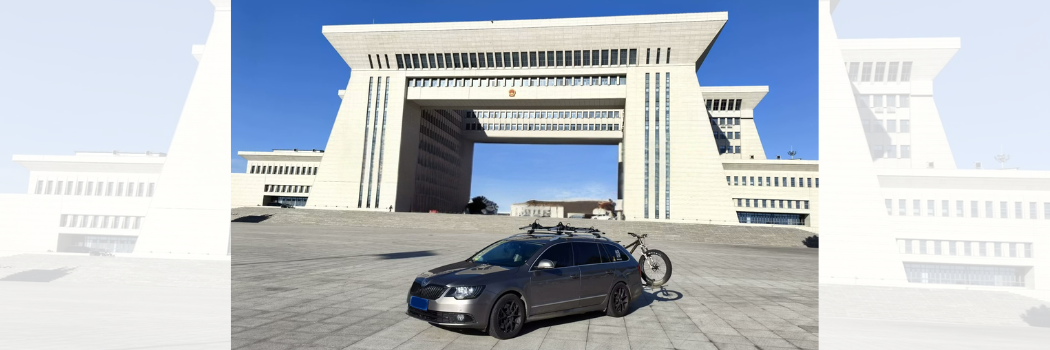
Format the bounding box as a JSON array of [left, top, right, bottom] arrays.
[[409, 282, 447, 300]]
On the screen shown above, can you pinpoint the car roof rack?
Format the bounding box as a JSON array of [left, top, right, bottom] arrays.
[[519, 220, 605, 238]]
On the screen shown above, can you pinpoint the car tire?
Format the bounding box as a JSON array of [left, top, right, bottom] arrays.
[[606, 283, 631, 317], [488, 294, 525, 339]]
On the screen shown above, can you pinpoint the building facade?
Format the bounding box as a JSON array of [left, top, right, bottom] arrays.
[[820, 0, 1050, 290], [0, 0, 231, 256], [234, 13, 819, 229], [232, 149, 323, 207]]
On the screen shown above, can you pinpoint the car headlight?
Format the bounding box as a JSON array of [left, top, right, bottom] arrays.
[[446, 285, 485, 299]]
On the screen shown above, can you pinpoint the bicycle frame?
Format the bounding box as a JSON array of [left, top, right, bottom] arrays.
[[622, 235, 649, 255]]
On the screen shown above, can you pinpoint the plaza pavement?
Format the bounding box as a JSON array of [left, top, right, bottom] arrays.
[[232, 222, 818, 350]]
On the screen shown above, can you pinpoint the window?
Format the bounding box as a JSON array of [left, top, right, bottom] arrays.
[[886, 199, 893, 215], [1000, 202, 1008, 219], [602, 244, 629, 262], [666, 47, 671, 64], [655, 48, 661, 64], [888, 62, 899, 81], [848, 62, 860, 81], [750, 177, 754, 186], [573, 50, 582, 66], [1031, 202, 1038, 219], [900, 120, 910, 133], [734, 176, 738, 186], [899, 199, 907, 216], [629, 49, 637, 65], [529, 52, 537, 67], [646, 48, 650, 64], [572, 242, 603, 266], [807, 178, 812, 188], [900, 145, 911, 158], [874, 62, 885, 82], [486, 52, 495, 67], [861, 62, 872, 81], [535, 243, 574, 268], [986, 201, 994, 218], [886, 120, 897, 133], [900, 62, 913, 81], [971, 201, 979, 217], [1016, 202, 1023, 219], [601, 50, 609, 65]]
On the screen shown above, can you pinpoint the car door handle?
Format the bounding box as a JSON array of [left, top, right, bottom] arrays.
[[570, 274, 580, 279]]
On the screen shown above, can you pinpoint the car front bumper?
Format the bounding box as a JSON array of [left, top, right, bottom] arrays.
[[405, 290, 497, 330]]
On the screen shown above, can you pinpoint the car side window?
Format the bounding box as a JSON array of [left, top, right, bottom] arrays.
[[572, 242, 603, 266], [602, 244, 628, 262], [534, 243, 574, 268]]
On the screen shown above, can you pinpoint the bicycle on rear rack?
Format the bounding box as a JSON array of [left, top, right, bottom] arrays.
[[623, 232, 672, 287]]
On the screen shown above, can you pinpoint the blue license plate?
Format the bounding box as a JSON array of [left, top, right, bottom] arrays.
[[409, 296, 428, 311]]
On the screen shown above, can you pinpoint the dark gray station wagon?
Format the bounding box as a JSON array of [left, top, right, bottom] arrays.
[[405, 232, 644, 338]]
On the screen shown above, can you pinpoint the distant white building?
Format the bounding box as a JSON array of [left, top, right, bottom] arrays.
[[820, 0, 1050, 290], [231, 149, 323, 208], [0, 0, 230, 256], [3, 152, 163, 253]]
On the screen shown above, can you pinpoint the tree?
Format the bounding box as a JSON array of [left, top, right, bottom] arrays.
[[465, 196, 499, 215]]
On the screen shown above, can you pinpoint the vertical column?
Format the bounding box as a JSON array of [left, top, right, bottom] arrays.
[[357, 77, 375, 208], [664, 72, 671, 219], [644, 73, 650, 219], [374, 76, 391, 207], [655, 73, 661, 219]]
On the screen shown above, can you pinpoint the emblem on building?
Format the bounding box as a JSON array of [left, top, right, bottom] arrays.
[[509, 89, 516, 97]]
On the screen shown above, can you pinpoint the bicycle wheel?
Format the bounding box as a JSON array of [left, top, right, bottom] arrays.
[[639, 249, 672, 287]]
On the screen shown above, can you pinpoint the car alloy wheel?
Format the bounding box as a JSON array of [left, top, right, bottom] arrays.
[[606, 283, 630, 317], [489, 294, 524, 339]]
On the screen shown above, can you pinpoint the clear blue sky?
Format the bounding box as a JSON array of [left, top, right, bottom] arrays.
[[232, 0, 816, 210]]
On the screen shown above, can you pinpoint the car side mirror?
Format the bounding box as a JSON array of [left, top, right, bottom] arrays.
[[535, 259, 555, 269]]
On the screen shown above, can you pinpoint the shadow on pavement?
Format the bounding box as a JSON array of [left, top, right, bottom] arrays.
[[0, 267, 77, 282], [1021, 305, 1050, 327], [373, 251, 436, 260], [231, 214, 273, 223], [434, 287, 683, 338]]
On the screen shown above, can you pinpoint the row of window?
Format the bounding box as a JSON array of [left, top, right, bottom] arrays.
[[719, 146, 742, 154], [712, 117, 742, 126], [465, 122, 620, 132], [737, 212, 806, 226], [858, 94, 911, 110], [408, 75, 627, 89], [35, 180, 154, 197], [715, 131, 742, 140], [728, 175, 819, 188], [706, 99, 744, 111], [390, 49, 642, 70], [847, 61, 913, 83], [250, 164, 318, 175], [904, 263, 1026, 287], [466, 110, 621, 120], [863, 119, 911, 133], [898, 239, 1033, 258], [886, 199, 1050, 219], [265, 185, 310, 194], [872, 145, 912, 159], [529, 241, 631, 269], [734, 197, 806, 208], [59, 214, 142, 230]]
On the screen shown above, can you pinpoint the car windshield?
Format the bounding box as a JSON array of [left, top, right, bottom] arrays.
[[469, 240, 546, 267]]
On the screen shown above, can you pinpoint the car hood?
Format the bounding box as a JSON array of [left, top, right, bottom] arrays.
[[417, 260, 518, 286]]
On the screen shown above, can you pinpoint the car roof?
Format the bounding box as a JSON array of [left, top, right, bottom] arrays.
[[504, 233, 615, 244]]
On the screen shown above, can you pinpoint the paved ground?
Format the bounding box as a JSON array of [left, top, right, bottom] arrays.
[[0, 254, 230, 349], [232, 223, 818, 350]]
